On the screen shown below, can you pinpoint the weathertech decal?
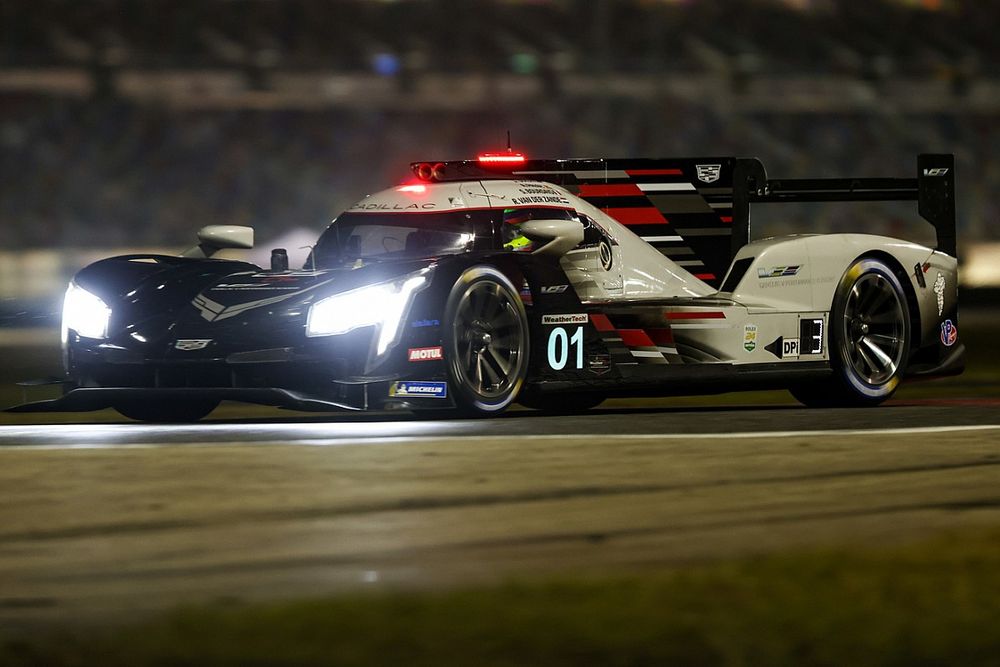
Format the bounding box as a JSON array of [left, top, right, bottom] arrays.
[[389, 381, 447, 398], [542, 314, 588, 325], [408, 346, 443, 362]]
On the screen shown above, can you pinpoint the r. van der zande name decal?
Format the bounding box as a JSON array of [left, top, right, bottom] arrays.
[[510, 196, 571, 206]]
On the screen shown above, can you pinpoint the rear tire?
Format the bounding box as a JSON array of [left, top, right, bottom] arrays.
[[115, 399, 219, 423], [791, 257, 910, 408], [443, 267, 529, 416]]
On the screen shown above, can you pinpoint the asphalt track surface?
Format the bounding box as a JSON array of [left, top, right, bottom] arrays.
[[3, 400, 1000, 629]]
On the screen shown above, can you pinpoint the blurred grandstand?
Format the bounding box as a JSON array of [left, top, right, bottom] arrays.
[[1, 0, 998, 254]]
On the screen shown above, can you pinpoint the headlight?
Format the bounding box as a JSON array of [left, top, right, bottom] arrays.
[[305, 272, 429, 355], [62, 282, 112, 341]]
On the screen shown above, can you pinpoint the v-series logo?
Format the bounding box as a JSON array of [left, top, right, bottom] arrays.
[[408, 346, 443, 362]]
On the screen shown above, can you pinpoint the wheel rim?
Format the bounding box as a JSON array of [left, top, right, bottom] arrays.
[[840, 272, 906, 386], [453, 281, 525, 399]]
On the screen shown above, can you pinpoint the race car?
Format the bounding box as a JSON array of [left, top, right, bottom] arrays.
[[8, 152, 963, 421]]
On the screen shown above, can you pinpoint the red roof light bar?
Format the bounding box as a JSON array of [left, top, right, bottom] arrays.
[[477, 152, 526, 164]]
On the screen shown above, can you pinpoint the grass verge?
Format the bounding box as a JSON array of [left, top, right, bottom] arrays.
[[4, 528, 1000, 667]]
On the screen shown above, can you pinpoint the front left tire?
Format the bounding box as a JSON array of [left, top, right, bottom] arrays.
[[443, 267, 529, 415]]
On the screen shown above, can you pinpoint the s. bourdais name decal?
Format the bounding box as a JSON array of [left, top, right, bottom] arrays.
[[408, 346, 443, 362]]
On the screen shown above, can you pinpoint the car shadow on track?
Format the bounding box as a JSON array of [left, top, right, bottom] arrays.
[[202, 402, 810, 426]]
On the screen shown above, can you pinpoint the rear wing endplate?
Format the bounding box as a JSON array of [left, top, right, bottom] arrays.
[[742, 153, 956, 258]]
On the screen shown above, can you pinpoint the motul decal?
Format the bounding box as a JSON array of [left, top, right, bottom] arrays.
[[408, 346, 443, 362]]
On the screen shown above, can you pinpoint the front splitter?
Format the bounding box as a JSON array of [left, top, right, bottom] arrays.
[[5, 387, 364, 413]]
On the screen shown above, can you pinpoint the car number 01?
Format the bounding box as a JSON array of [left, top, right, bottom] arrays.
[[547, 326, 584, 370]]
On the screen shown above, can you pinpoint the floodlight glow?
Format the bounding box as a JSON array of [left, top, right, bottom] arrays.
[[305, 272, 429, 355], [62, 282, 112, 340]]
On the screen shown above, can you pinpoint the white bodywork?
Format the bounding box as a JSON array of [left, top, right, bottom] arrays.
[[350, 179, 956, 366], [182, 225, 255, 258]]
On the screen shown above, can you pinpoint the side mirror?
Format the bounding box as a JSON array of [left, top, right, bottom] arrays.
[[270, 248, 289, 272], [520, 219, 585, 257], [182, 225, 255, 258]]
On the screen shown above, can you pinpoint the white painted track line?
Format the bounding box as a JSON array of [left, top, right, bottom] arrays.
[[1, 424, 999, 451]]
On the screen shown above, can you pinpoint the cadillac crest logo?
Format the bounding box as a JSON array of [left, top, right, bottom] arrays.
[[696, 164, 721, 183], [175, 339, 212, 351]]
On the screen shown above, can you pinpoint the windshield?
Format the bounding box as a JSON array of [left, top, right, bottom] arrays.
[[311, 211, 495, 268]]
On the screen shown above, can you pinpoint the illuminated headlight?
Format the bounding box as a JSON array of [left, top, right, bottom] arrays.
[[62, 282, 112, 341], [305, 272, 429, 355]]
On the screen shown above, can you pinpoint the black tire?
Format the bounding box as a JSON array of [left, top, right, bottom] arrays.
[[115, 399, 219, 423], [791, 257, 911, 408], [443, 266, 529, 416], [519, 391, 605, 413]]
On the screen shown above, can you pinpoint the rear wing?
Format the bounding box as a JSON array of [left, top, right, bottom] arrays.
[[410, 153, 956, 287], [740, 153, 956, 258]]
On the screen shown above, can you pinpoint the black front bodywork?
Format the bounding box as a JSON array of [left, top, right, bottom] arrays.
[[13, 207, 596, 413]]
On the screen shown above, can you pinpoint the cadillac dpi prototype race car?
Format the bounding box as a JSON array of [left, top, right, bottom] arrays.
[[10, 153, 963, 421]]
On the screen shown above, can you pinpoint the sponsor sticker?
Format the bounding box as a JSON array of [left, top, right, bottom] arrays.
[[174, 339, 212, 351], [933, 273, 946, 316], [588, 353, 611, 375], [940, 319, 958, 347], [599, 240, 614, 271], [696, 164, 721, 183], [389, 381, 448, 398], [411, 319, 440, 328], [542, 313, 588, 325], [758, 265, 801, 279], [743, 324, 758, 353], [519, 279, 533, 306], [408, 346, 443, 362], [540, 285, 569, 294]]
